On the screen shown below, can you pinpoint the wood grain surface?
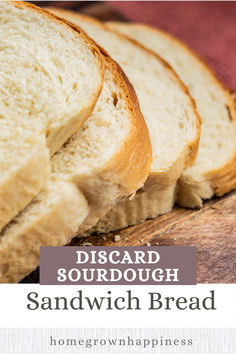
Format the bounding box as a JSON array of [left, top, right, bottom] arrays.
[[71, 191, 236, 284], [21, 2, 236, 284]]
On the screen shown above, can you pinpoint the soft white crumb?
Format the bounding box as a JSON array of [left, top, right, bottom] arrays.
[[146, 241, 151, 247], [114, 235, 121, 242], [82, 242, 92, 246], [140, 239, 144, 243]]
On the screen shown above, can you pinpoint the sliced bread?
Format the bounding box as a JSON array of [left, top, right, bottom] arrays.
[[0, 53, 151, 283], [108, 22, 236, 208], [0, 1, 103, 229], [47, 9, 201, 234]]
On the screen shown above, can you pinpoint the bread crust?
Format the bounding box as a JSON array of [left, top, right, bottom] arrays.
[[145, 23, 236, 198], [99, 54, 152, 193], [112, 22, 236, 199]]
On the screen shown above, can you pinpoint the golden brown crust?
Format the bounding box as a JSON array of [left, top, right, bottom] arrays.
[[205, 92, 236, 195], [105, 50, 199, 190], [147, 23, 236, 196], [113, 22, 236, 197], [100, 55, 152, 193], [110, 29, 200, 185]]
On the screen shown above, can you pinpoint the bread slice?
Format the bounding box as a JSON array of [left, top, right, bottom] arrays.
[[0, 53, 151, 283], [47, 9, 200, 234], [107, 22, 236, 208], [0, 1, 103, 230]]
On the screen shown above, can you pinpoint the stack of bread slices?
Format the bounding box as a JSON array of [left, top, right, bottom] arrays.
[[0, 2, 235, 282]]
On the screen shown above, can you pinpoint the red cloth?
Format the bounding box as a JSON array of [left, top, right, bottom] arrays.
[[109, 1, 236, 91]]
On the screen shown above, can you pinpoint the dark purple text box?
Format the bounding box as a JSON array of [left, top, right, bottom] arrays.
[[40, 246, 196, 285]]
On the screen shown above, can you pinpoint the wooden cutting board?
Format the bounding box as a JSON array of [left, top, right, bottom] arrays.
[[72, 190, 236, 284], [22, 2, 236, 284]]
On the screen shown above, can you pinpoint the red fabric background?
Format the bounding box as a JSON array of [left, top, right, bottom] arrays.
[[109, 1, 236, 91]]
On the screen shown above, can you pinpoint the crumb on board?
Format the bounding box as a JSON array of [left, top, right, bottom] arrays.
[[140, 239, 144, 243], [102, 236, 106, 240], [146, 241, 151, 247], [114, 235, 121, 242], [82, 242, 92, 246], [124, 237, 129, 242], [211, 204, 219, 210]]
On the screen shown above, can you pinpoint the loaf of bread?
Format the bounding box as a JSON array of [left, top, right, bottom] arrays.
[[0, 1, 103, 230], [2, 5, 233, 283], [0, 52, 151, 283], [47, 9, 200, 234], [107, 22, 236, 208]]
